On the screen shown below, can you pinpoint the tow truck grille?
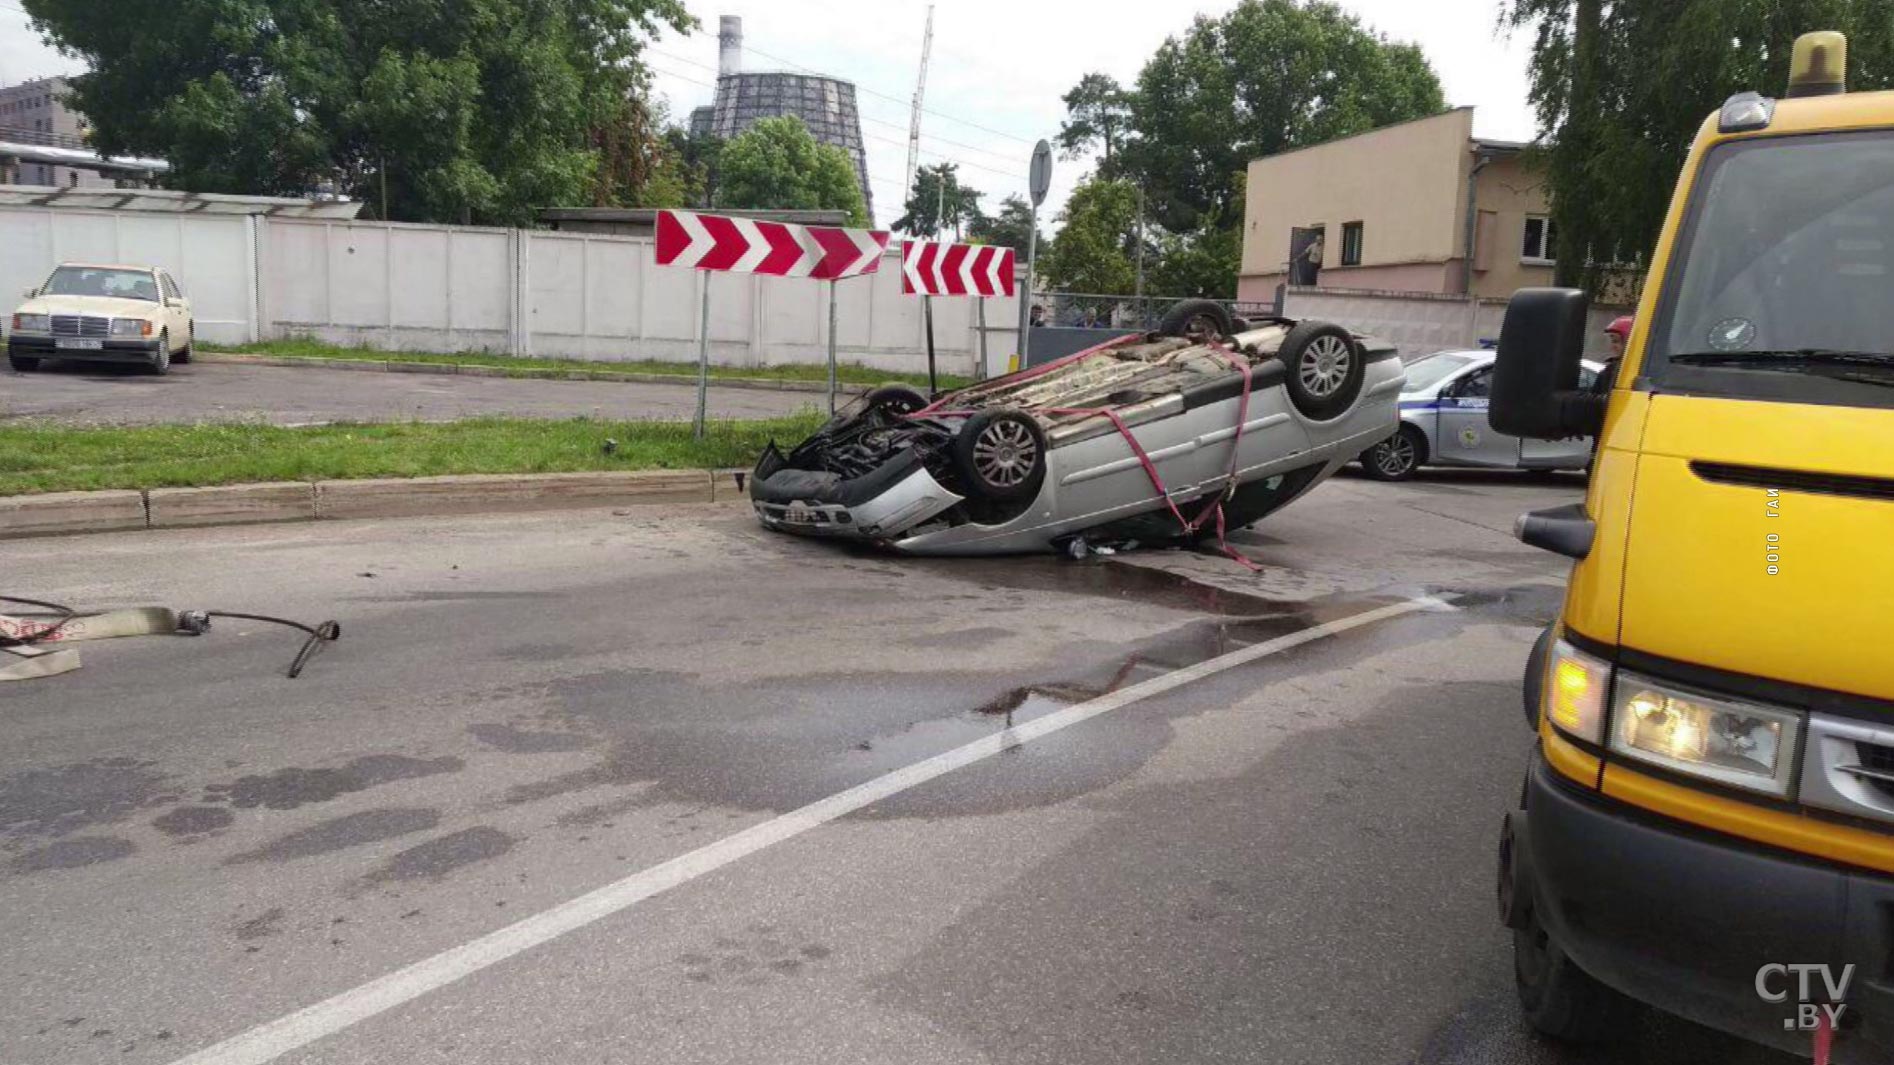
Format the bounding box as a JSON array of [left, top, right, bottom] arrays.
[[51, 315, 109, 338]]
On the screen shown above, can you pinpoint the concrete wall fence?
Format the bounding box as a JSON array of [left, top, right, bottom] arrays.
[[1282, 285, 1627, 360], [1, 206, 1020, 377]]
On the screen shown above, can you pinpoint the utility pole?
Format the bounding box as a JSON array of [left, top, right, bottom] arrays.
[[903, 4, 935, 230]]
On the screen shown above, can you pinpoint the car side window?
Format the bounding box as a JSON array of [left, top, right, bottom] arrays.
[[158, 273, 177, 300], [1445, 367, 1493, 400]]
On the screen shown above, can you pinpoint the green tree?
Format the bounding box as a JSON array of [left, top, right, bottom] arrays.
[[22, 0, 692, 225], [893, 163, 983, 238], [713, 115, 868, 226], [967, 194, 1043, 254], [1107, 0, 1445, 232], [1507, 0, 1894, 294], [1147, 207, 1242, 299], [1041, 177, 1140, 295], [1056, 73, 1133, 164]]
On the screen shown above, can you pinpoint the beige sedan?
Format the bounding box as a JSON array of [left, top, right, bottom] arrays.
[[7, 262, 195, 375]]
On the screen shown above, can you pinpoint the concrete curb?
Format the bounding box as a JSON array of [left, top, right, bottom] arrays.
[[0, 469, 745, 540], [198, 352, 874, 396]]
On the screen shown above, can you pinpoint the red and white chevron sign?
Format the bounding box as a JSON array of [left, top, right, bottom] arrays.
[[654, 210, 889, 280], [901, 240, 1015, 297]]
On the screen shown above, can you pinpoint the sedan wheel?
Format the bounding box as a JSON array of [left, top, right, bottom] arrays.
[[149, 333, 171, 376], [1361, 426, 1424, 481]]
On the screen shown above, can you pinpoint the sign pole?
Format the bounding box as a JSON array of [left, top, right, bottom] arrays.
[[923, 294, 938, 396], [1019, 139, 1052, 371], [826, 279, 839, 415], [694, 272, 711, 440], [975, 296, 988, 380]]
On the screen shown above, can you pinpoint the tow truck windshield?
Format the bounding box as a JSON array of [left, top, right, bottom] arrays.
[[1645, 130, 1894, 408]]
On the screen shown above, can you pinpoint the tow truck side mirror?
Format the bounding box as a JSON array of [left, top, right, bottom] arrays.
[[1490, 287, 1603, 440]]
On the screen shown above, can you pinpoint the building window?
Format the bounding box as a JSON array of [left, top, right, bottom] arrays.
[[1522, 214, 1558, 263], [1340, 221, 1363, 267]]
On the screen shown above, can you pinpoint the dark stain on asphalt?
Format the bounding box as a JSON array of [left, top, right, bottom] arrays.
[[226, 807, 441, 865], [554, 793, 651, 828], [468, 722, 594, 754], [0, 758, 171, 839], [7, 835, 136, 873], [365, 827, 515, 883], [152, 805, 236, 838], [1439, 583, 1565, 626], [898, 625, 1014, 650], [912, 557, 1309, 617], [353, 590, 554, 603], [208, 755, 463, 810], [235, 907, 285, 940]]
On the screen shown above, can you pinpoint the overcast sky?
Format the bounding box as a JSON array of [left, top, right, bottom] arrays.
[[2, 0, 1541, 228]]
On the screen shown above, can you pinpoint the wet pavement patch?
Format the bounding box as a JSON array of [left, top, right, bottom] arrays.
[[468, 722, 594, 754], [365, 827, 515, 883], [913, 556, 1312, 617], [226, 807, 441, 865], [152, 806, 236, 838], [207, 755, 464, 810], [0, 758, 171, 840], [7, 835, 136, 874], [235, 907, 285, 940]]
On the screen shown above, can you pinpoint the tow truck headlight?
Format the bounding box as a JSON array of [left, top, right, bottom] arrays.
[[12, 313, 50, 333], [1544, 639, 1610, 744], [111, 318, 153, 337], [1609, 673, 1802, 796]]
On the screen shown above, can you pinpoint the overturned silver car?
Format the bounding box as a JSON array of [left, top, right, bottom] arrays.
[[750, 301, 1403, 555]]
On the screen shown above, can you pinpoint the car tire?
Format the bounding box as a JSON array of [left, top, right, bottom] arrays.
[[1360, 425, 1426, 481], [864, 384, 929, 415], [1278, 320, 1365, 421], [1514, 892, 1633, 1043], [149, 333, 171, 376], [952, 409, 1046, 504], [1156, 299, 1234, 341], [175, 327, 194, 364], [8, 356, 39, 373]]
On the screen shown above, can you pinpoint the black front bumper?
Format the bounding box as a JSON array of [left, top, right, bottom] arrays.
[[9, 335, 162, 363], [1517, 756, 1894, 1059]]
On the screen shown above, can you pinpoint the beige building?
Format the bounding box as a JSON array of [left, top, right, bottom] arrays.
[[0, 76, 113, 189], [1238, 107, 1560, 305]]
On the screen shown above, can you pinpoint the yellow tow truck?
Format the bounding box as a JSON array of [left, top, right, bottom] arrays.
[[1490, 32, 1894, 1061]]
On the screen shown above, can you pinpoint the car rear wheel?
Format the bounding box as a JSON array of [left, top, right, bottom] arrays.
[[1360, 425, 1425, 481], [1156, 299, 1234, 341], [864, 384, 928, 415], [952, 409, 1046, 504], [1279, 321, 1365, 420], [149, 333, 171, 376], [8, 356, 39, 373]]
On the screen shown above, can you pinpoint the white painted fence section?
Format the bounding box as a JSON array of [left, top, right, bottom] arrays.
[[1, 206, 1016, 375], [1282, 286, 1629, 359]]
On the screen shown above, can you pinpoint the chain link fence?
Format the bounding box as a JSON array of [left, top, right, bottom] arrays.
[[1027, 291, 1282, 331]]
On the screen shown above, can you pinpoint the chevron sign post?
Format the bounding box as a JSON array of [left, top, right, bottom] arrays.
[[654, 210, 892, 428], [901, 240, 1016, 393]]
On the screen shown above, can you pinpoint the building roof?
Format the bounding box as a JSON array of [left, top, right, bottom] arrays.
[[0, 185, 363, 217]]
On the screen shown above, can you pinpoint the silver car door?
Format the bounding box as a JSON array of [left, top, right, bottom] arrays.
[[1434, 365, 1522, 467]]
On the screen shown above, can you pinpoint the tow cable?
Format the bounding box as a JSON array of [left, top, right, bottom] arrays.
[[0, 595, 340, 683]]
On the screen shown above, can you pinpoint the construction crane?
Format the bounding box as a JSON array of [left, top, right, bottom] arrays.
[[902, 4, 934, 233]]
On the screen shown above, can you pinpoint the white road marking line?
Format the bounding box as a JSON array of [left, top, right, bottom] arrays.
[[167, 594, 1454, 1065]]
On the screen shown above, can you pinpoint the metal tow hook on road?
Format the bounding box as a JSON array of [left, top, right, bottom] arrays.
[[0, 595, 341, 683]]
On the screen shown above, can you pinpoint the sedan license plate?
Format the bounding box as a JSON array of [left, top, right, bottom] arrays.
[[56, 338, 103, 351]]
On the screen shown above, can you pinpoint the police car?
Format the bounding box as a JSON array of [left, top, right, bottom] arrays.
[[1357, 348, 1602, 481]]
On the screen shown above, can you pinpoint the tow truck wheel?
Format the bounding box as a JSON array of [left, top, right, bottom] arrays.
[[952, 409, 1046, 504], [1514, 894, 1632, 1043]]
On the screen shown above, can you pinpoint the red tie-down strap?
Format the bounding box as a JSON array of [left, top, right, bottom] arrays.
[[912, 332, 1148, 416], [1815, 1009, 1833, 1065], [1045, 345, 1262, 570]]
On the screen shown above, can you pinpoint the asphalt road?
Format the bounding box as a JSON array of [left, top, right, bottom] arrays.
[[0, 473, 1794, 1065], [0, 360, 818, 426]]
